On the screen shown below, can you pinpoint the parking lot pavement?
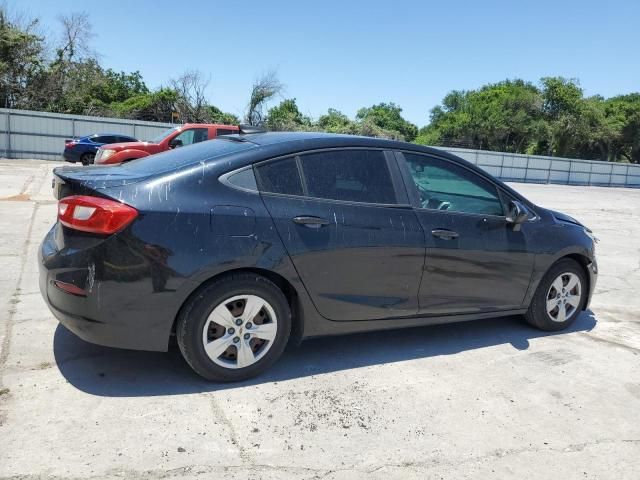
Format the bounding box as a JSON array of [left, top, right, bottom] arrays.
[[0, 160, 639, 480]]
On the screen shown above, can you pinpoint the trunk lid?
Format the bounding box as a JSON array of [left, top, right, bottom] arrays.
[[53, 165, 152, 199]]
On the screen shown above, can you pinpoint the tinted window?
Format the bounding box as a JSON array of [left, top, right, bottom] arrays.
[[403, 153, 503, 215], [226, 168, 257, 191], [118, 136, 135, 143], [300, 150, 396, 204], [216, 129, 236, 136], [255, 158, 303, 196]]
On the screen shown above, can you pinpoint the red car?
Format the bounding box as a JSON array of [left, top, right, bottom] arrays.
[[94, 124, 239, 165]]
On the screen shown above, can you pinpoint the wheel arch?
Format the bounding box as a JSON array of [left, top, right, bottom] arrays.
[[562, 253, 592, 310], [170, 267, 304, 347]]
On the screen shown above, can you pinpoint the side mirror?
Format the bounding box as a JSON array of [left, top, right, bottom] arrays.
[[506, 200, 529, 231], [169, 138, 183, 149]]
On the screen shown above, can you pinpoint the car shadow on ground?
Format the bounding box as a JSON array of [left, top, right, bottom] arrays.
[[53, 311, 596, 397]]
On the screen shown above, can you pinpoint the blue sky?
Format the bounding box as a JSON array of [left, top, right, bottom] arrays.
[[20, 0, 640, 126]]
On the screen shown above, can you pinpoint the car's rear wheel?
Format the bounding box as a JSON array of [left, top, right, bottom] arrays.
[[177, 273, 291, 382], [80, 153, 95, 165], [525, 258, 586, 331]]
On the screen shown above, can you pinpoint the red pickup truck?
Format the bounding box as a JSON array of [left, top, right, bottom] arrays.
[[94, 123, 239, 165]]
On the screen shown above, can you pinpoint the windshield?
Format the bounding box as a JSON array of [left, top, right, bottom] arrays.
[[149, 127, 178, 143]]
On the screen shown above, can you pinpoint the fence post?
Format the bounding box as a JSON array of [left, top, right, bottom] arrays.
[[71, 118, 76, 139], [6, 110, 11, 158], [588, 161, 593, 186], [608, 163, 613, 187], [133, 123, 137, 139], [524, 155, 530, 182], [546, 158, 552, 184]]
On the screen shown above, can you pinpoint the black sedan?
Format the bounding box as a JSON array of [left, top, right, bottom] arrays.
[[40, 132, 598, 381]]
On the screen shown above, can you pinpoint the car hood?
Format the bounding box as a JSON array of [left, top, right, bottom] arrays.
[[548, 208, 584, 227], [101, 141, 154, 151]]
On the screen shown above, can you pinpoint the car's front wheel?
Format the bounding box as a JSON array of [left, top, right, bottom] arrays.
[[177, 273, 291, 382], [80, 153, 95, 165], [525, 258, 586, 331]]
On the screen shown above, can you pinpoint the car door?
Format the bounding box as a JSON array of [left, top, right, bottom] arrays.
[[396, 151, 535, 315], [255, 149, 425, 321]]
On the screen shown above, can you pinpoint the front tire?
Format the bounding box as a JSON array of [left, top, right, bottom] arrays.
[[80, 153, 95, 165], [525, 258, 586, 331], [177, 273, 291, 382]]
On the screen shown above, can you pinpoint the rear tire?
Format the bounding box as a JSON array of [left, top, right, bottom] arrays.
[[80, 153, 95, 165], [177, 273, 291, 382], [525, 258, 586, 331]]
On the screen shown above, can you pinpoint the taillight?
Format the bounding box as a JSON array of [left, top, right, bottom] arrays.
[[58, 195, 138, 234], [65, 141, 77, 149]]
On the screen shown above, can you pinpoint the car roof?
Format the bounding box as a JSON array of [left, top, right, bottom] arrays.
[[84, 133, 136, 139], [182, 123, 240, 128], [223, 131, 437, 152]]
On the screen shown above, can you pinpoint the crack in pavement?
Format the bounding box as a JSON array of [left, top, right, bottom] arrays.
[[0, 202, 39, 386]]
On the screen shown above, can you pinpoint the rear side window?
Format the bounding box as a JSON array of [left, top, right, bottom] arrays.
[[255, 158, 303, 196], [216, 129, 236, 136], [300, 150, 396, 204]]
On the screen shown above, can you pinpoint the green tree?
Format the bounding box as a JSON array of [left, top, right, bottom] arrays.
[[110, 88, 178, 122], [422, 80, 546, 153], [356, 102, 418, 141], [0, 8, 44, 108], [206, 105, 240, 125], [266, 98, 312, 131], [317, 108, 357, 134]]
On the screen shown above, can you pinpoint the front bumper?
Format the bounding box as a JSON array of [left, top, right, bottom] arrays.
[[585, 258, 598, 309]]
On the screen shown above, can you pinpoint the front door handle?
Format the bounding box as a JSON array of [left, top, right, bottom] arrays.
[[431, 228, 459, 240], [293, 216, 331, 228]]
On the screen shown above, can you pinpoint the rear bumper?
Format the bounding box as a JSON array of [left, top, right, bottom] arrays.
[[62, 150, 79, 162], [38, 225, 182, 352]]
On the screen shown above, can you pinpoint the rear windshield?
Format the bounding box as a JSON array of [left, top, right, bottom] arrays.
[[118, 138, 256, 175]]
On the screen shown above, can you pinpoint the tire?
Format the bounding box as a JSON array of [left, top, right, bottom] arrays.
[[525, 258, 587, 331], [80, 153, 95, 165], [177, 273, 291, 382]]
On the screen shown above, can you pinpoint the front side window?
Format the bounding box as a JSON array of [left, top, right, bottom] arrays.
[[403, 153, 503, 216], [174, 128, 208, 147], [299, 150, 396, 204], [255, 157, 303, 196]]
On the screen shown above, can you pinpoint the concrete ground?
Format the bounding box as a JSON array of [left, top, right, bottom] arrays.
[[0, 159, 638, 479]]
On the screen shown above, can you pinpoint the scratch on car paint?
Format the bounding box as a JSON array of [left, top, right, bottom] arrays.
[[87, 263, 95, 293]]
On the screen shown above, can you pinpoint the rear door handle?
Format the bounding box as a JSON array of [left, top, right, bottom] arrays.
[[431, 228, 459, 240], [293, 216, 331, 228]]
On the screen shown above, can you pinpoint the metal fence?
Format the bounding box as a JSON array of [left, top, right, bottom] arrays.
[[0, 108, 173, 161], [437, 147, 640, 188], [1, 108, 639, 188]]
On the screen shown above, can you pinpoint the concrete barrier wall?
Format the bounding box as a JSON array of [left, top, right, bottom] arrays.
[[436, 147, 640, 188], [0, 108, 173, 161], [1, 108, 638, 188]]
